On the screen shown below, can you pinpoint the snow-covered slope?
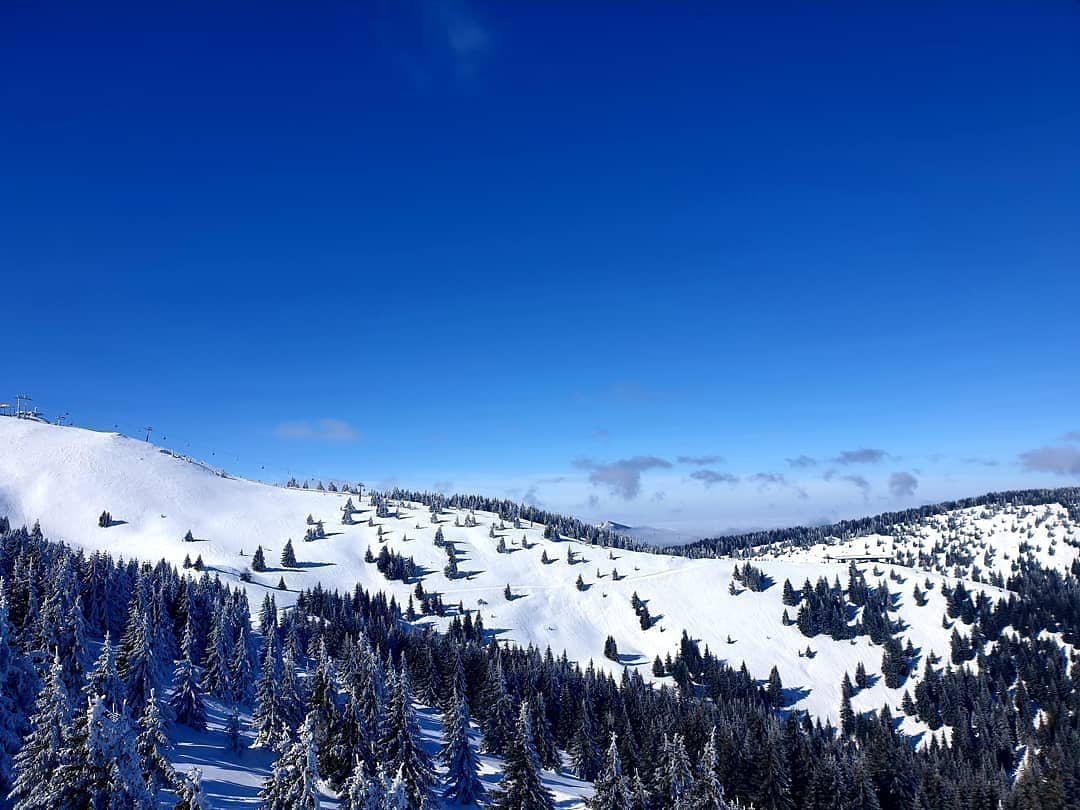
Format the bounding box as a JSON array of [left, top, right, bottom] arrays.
[[3, 418, 1078, 753]]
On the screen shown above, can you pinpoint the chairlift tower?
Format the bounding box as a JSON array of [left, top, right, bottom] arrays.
[[15, 393, 31, 418], [144, 425, 153, 442]]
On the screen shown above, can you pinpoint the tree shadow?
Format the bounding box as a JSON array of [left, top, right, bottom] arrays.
[[780, 685, 811, 707]]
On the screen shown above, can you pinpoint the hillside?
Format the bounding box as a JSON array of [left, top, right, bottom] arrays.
[[4, 417, 1077, 752]]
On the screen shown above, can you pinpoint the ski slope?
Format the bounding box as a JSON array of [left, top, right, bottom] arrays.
[[3, 417, 1078, 752]]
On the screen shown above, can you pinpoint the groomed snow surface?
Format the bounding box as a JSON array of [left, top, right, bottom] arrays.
[[2, 418, 1077, 806]]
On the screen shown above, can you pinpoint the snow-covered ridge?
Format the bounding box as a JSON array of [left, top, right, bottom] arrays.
[[2, 417, 1078, 744]]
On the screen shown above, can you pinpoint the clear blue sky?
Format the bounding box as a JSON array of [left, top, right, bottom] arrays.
[[3, 2, 1079, 534]]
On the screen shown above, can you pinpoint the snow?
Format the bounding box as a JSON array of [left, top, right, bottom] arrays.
[[2, 418, 1077, 799]]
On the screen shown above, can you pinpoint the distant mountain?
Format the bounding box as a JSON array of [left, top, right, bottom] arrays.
[[598, 520, 702, 547]]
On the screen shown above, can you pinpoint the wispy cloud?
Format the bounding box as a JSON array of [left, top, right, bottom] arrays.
[[786, 455, 817, 469], [1019, 446, 1080, 476], [273, 419, 358, 442], [576, 380, 683, 406], [375, 0, 493, 88], [888, 471, 919, 498], [592, 428, 611, 442], [677, 455, 724, 466], [832, 448, 887, 465], [962, 456, 999, 467], [575, 455, 672, 500], [824, 469, 871, 499], [1063, 431, 1080, 443], [749, 472, 808, 499], [690, 469, 739, 487], [431, 0, 492, 79]]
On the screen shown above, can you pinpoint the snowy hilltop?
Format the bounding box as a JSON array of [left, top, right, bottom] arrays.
[[0, 417, 1078, 808]]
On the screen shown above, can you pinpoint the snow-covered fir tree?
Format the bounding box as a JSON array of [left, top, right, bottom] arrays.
[[260, 710, 322, 810], [174, 767, 210, 810], [590, 732, 631, 810], [137, 688, 175, 796], [490, 702, 554, 810], [169, 640, 207, 733], [440, 688, 486, 805], [379, 666, 435, 808], [10, 651, 69, 810]]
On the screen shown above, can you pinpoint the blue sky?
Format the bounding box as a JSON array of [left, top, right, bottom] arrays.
[[2, 2, 1079, 534]]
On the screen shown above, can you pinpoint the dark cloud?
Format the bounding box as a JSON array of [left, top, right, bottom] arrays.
[[690, 469, 739, 487], [1019, 446, 1080, 476], [825, 469, 871, 498], [677, 455, 724, 466], [888, 471, 919, 498], [786, 455, 817, 469], [273, 419, 358, 442], [844, 475, 870, 496], [750, 472, 788, 487], [574, 456, 672, 500], [832, 448, 887, 465]]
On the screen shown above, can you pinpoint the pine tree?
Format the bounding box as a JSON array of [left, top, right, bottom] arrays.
[[120, 600, 164, 715], [840, 690, 855, 737], [10, 651, 69, 810], [170, 644, 208, 733], [663, 734, 694, 810], [441, 688, 486, 805], [490, 702, 554, 810], [342, 758, 384, 810], [201, 604, 233, 700], [281, 539, 297, 568], [0, 581, 33, 800], [782, 578, 798, 606], [229, 619, 255, 705], [590, 732, 631, 810], [630, 769, 650, 810], [482, 663, 515, 756], [280, 643, 306, 731], [252, 633, 284, 748], [693, 727, 727, 809], [50, 694, 153, 809], [137, 688, 175, 795], [532, 693, 560, 771], [174, 768, 210, 810], [379, 667, 435, 808], [260, 711, 322, 810], [767, 665, 783, 708], [252, 545, 267, 572], [569, 695, 602, 781]]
